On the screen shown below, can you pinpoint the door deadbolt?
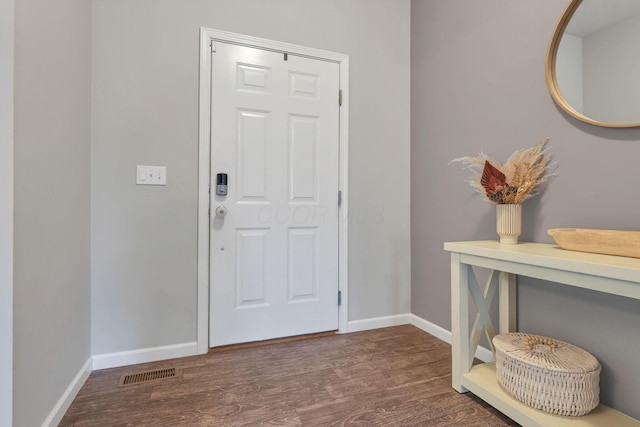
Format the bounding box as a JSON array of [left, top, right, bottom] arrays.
[[216, 173, 228, 196]]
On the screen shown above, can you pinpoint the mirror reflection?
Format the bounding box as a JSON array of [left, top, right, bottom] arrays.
[[551, 0, 640, 127]]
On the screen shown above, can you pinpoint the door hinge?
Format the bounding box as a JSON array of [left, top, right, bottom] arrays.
[[210, 40, 216, 53], [208, 207, 211, 217], [338, 290, 342, 306], [338, 89, 343, 106], [284, 52, 288, 61], [338, 190, 342, 207]]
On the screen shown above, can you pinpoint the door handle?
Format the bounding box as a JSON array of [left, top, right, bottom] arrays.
[[215, 206, 228, 218]]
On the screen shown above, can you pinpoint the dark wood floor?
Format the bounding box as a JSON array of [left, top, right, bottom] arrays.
[[60, 325, 519, 426]]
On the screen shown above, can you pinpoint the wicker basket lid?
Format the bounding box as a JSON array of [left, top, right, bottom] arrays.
[[493, 333, 600, 374]]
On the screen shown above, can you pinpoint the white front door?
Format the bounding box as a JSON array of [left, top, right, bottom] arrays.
[[209, 42, 340, 347]]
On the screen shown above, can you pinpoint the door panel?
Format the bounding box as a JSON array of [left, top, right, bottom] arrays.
[[209, 42, 340, 347], [288, 227, 318, 302], [289, 115, 319, 201], [236, 228, 269, 308], [237, 110, 268, 199]]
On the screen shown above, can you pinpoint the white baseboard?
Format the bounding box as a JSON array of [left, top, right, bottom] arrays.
[[409, 314, 494, 362], [345, 313, 493, 362], [409, 313, 455, 342], [41, 357, 92, 427], [92, 342, 198, 370], [346, 313, 413, 332]]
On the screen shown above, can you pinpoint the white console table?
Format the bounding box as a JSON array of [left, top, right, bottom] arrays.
[[444, 241, 640, 427]]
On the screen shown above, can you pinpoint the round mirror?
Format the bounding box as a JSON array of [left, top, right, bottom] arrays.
[[546, 0, 640, 127]]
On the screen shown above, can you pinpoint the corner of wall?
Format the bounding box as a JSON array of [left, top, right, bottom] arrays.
[[0, 0, 14, 423], [41, 358, 92, 427]]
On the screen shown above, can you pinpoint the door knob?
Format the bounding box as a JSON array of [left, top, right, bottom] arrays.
[[215, 206, 228, 218]]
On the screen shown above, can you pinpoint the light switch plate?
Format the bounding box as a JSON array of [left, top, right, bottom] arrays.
[[136, 165, 167, 185]]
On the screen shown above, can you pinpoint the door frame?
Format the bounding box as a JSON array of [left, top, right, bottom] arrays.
[[196, 28, 349, 353]]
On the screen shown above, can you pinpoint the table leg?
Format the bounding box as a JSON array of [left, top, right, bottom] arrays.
[[499, 272, 516, 333], [451, 253, 470, 393]]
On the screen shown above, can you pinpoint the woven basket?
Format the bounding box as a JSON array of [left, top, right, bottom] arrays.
[[493, 333, 601, 416]]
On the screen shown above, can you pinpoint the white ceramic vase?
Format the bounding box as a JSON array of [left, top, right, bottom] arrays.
[[496, 204, 522, 244]]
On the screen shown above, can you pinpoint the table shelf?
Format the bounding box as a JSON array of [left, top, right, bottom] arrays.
[[463, 363, 639, 427]]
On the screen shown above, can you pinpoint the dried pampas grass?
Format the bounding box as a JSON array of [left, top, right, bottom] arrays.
[[451, 138, 552, 204]]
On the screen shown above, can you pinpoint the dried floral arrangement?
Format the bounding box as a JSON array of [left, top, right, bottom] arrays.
[[451, 138, 552, 204]]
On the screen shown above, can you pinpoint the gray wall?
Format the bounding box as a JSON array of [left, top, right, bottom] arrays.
[[91, 0, 411, 355], [0, 0, 14, 424], [411, 0, 640, 419], [13, 0, 92, 425]]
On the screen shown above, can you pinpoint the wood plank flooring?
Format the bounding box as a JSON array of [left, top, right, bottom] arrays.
[[60, 325, 519, 426]]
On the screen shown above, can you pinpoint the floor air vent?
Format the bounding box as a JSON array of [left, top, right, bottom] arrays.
[[119, 367, 181, 387]]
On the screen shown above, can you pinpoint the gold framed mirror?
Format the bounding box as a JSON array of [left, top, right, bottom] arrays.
[[546, 0, 640, 128]]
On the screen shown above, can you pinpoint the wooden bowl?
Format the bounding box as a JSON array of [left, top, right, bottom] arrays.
[[548, 228, 640, 258]]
